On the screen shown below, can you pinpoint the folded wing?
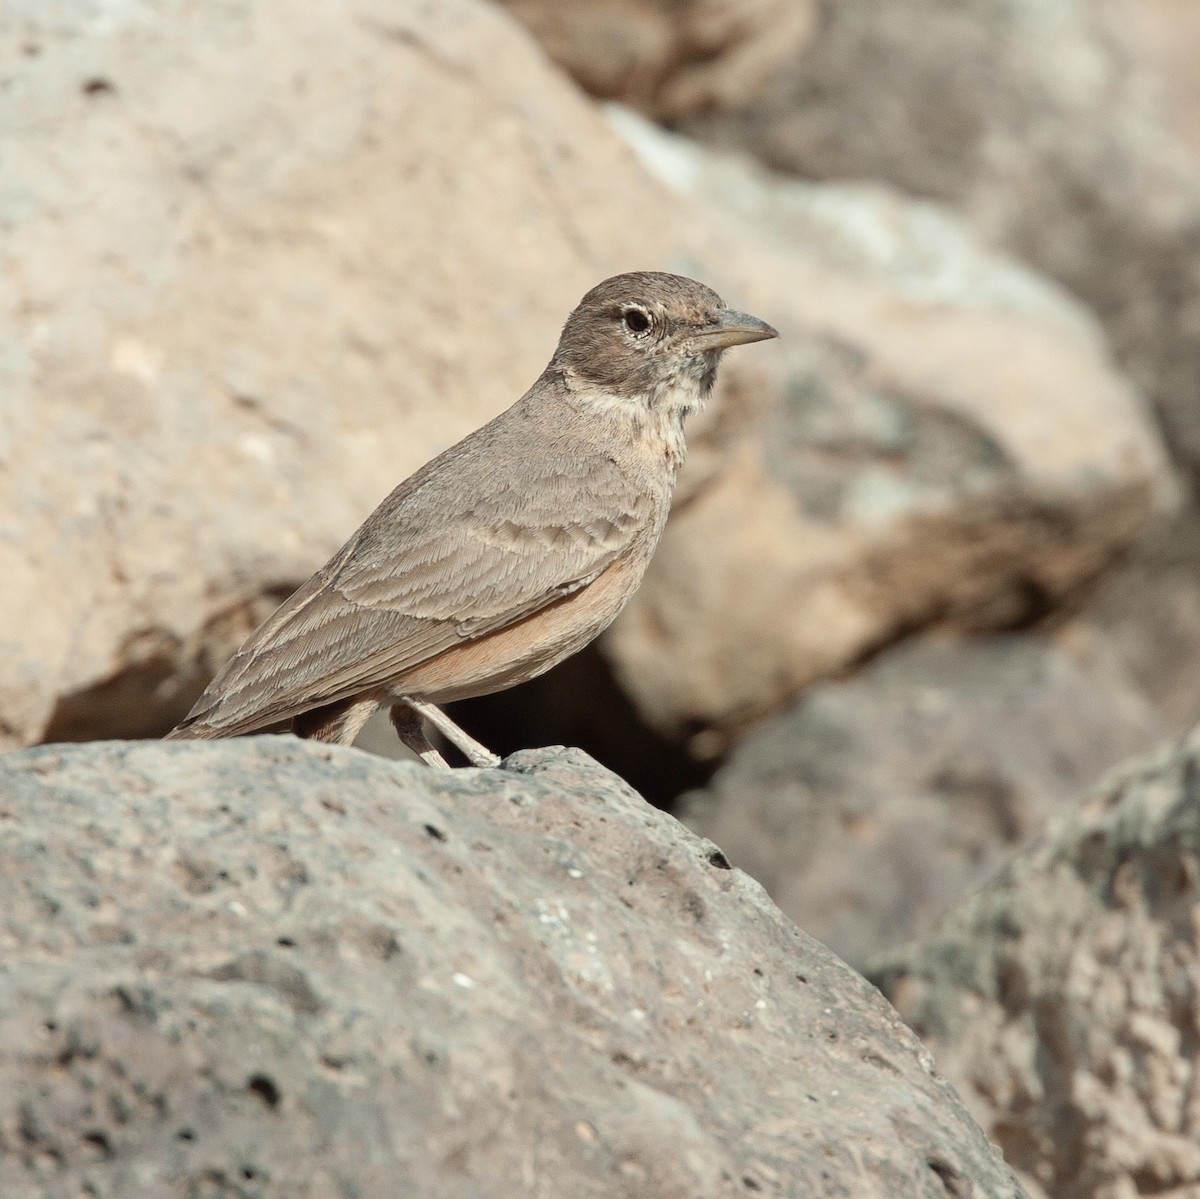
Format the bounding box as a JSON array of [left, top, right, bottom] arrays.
[[170, 436, 647, 737]]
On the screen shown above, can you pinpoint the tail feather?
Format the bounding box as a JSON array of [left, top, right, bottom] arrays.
[[163, 718, 224, 740], [164, 704, 285, 740]]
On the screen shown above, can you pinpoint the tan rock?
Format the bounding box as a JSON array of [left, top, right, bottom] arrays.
[[686, 0, 1200, 483], [1115, 0, 1200, 160], [0, 0, 1171, 753], [499, 0, 817, 120], [600, 116, 1170, 742], [510, 1, 1200, 484], [0, 0, 717, 746], [874, 724, 1200, 1199]]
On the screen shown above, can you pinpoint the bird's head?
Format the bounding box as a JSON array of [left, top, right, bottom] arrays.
[[551, 271, 777, 422]]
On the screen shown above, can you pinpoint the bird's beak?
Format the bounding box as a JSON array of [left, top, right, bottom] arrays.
[[691, 308, 779, 351]]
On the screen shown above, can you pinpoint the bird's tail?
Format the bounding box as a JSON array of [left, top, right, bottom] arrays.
[[164, 706, 292, 740], [163, 717, 221, 740]]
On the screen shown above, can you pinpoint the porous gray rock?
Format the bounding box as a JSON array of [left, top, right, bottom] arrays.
[[0, 739, 1024, 1198], [874, 725, 1200, 1199], [683, 634, 1165, 970]]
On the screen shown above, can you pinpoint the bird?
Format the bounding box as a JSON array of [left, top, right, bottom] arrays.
[[166, 271, 777, 767]]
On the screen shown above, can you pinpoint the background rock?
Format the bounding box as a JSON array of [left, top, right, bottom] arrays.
[[1115, 0, 1200, 160], [682, 634, 1164, 969], [873, 724, 1200, 1199], [499, 0, 817, 121], [0, 0, 716, 748], [509, 0, 1200, 485], [2, 0, 1169, 767], [694, 0, 1200, 486], [1060, 507, 1200, 736], [597, 115, 1169, 745], [0, 739, 1024, 1198]]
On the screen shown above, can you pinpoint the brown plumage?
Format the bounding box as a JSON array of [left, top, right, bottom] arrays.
[[166, 271, 777, 766]]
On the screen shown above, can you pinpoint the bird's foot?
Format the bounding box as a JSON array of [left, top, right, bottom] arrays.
[[393, 698, 501, 769], [389, 703, 451, 768]]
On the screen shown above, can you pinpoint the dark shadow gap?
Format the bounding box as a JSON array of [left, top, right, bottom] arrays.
[[445, 644, 716, 811]]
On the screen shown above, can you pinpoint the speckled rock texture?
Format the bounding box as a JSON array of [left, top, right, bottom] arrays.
[[874, 725, 1200, 1199], [0, 739, 1023, 1198]]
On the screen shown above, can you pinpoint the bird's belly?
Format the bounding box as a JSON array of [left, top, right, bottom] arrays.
[[390, 554, 647, 704]]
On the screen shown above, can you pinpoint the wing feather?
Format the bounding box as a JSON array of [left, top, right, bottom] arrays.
[[172, 405, 652, 736]]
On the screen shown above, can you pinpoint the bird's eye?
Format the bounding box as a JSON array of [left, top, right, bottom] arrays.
[[622, 307, 651, 334]]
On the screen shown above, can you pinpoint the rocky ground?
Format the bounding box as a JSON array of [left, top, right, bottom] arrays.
[[6, 0, 1200, 1193]]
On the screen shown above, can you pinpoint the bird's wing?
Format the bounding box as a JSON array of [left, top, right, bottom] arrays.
[[172, 440, 650, 736]]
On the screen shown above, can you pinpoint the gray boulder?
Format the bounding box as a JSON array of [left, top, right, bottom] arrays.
[[683, 634, 1165, 969], [0, 739, 1023, 1197], [875, 725, 1200, 1199]]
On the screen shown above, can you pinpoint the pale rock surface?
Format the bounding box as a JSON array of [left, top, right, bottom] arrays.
[[0, 738, 1025, 1198], [874, 725, 1200, 1199], [601, 115, 1170, 742], [509, 0, 1200, 480], [683, 634, 1164, 970], [1116, 0, 1200, 159], [0, 0, 1171, 758], [0, 0, 723, 747], [685, 0, 1200, 482]]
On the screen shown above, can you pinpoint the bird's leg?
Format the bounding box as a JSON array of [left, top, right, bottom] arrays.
[[292, 695, 379, 746], [389, 702, 451, 769], [401, 697, 501, 769]]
